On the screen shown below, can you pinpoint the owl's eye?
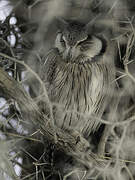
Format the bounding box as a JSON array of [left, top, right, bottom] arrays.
[[60, 35, 66, 46], [77, 40, 85, 46], [78, 38, 93, 51]]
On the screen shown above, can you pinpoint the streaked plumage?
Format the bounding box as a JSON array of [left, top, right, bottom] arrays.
[[41, 20, 115, 136]]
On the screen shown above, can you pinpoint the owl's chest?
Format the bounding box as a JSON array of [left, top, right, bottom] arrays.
[[49, 62, 106, 114]]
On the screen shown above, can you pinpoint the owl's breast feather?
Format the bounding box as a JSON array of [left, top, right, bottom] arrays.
[[44, 54, 112, 133], [50, 61, 107, 115]]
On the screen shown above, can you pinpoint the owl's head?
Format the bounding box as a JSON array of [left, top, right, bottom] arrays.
[[55, 19, 107, 63]]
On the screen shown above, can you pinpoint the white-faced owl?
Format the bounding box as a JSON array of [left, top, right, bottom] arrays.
[[41, 19, 115, 136]]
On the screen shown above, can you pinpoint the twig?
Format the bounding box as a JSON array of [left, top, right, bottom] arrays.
[[0, 52, 57, 141], [0, 67, 103, 169]]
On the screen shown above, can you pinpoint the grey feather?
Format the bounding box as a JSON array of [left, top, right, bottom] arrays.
[[40, 20, 115, 136]]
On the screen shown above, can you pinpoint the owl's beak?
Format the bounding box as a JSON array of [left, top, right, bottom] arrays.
[[65, 46, 75, 60], [66, 47, 72, 59]]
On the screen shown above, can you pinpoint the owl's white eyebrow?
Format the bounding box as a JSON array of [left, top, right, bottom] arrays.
[[77, 36, 88, 44], [62, 35, 66, 41]]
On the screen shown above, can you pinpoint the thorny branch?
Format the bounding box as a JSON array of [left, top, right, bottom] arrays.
[[1, 49, 135, 172], [0, 66, 103, 170]]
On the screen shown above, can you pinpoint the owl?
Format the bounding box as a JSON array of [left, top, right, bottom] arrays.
[[41, 19, 115, 136]]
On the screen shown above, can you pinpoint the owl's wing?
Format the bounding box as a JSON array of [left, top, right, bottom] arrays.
[[40, 48, 60, 84], [81, 63, 115, 136], [38, 48, 60, 116]]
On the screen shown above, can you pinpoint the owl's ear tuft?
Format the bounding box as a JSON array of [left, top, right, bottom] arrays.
[[56, 17, 68, 31]]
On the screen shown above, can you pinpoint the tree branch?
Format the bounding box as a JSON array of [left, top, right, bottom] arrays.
[[0, 67, 103, 170]]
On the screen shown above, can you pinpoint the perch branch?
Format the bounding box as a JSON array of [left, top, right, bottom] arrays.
[[0, 67, 103, 169]]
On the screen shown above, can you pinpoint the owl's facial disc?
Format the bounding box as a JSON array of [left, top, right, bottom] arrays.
[[55, 32, 86, 61], [55, 20, 106, 63], [62, 34, 88, 60]]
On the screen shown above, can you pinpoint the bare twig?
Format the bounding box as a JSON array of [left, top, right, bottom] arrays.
[[0, 67, 103, 169]]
